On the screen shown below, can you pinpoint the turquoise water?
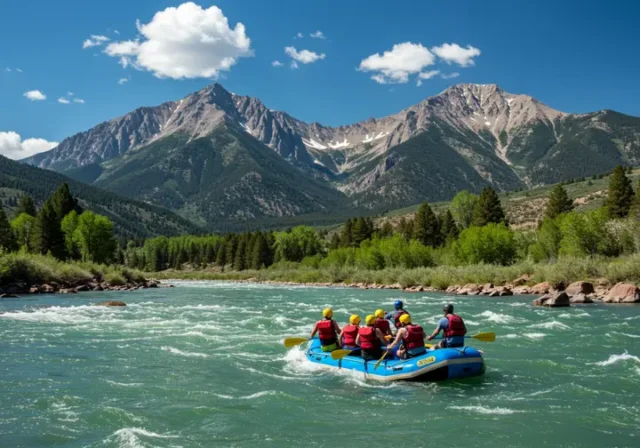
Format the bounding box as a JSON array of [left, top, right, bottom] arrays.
[[1, 282, 639, 447]]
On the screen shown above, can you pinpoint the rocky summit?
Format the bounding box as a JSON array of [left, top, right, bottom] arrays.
[[24, 83, 640, 228]]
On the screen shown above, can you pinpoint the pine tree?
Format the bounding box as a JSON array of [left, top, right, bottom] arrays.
[[545, 184, 574, 219], [233, 236, 247, 271], [340, 218, 354, 247], [0, 205, 17, 252], [215, 240, 227, 269], [30, 200, 66, 259], [17, 195, 37, 217], [225, 235, 238, 265], [352, 217, 370, 246], [440, 210, 459, 241], [329, 232, 341, 249], [413, 202, 441, 247], [607, 165, 635, 218], [51, 183, 81, 221], [379, 221, 394, 238], [472, 187, 507, 227], [250, 232, 270, 270]]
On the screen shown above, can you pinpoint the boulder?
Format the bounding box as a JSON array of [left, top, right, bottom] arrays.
[[604, 283, 640, 303], [146, 281, 159, 288], [512, 286, 532, 295], [75, 284, 89, 292], [569, 293, 593, 304], [531, 282, 551, 295], [566, 281, 595, 296], [512, 275, 532, 286], [459, 284, 481, 295], [41, 284, 55, 293], [488, 290, 500, 297], [500, 287, 514, 297], [59, 288, 77, 294], [532, 291, 570, 307], [29, 286, 40, 294], [96, 300, 127, 307]]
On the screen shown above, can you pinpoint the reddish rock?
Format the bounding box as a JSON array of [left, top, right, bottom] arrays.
[[460, 284, 481, 295], [570, 293, 593, 304], [41, 284, 55, 293], [75, 284, 89, 292], [566, 281, 595, 296], [512, 286, 532, 295], [96, 300, 127, 307], [512, 275, 532, 286], [532, 292, 570, 307], [59, 288, 77, 294], [531, 282, 551, 295], [29, 286, 39, 294], [488, 290, 500, 297], [604, 283, 640, 303], [500, 287, 514, 297]]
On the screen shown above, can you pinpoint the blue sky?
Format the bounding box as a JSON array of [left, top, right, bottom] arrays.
[[1, 0, 640, 159]]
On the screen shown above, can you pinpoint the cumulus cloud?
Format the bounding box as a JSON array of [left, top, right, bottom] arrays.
[[295, 32, 304, 39], [73, 98, 85, 104], [431, 43, 481, 67], [290, 60, 299, 69], [310, 31, 325, 39], [118, 77, 129, 85], [284, 46, 325, 64], [23, 90, 46, 101], [83, 35, 110, 49], [271, 60, 283, 67], [58, 97, 70, 104], [416, 70, 441, 86], [441, 72, 460, 79], [358, 42, 436, 84], [0, 131, 58, 160], [104, 2, 252, 79]]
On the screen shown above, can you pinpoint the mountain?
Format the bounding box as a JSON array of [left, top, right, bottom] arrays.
[[24, 83, 640, 226], [0, 155, 201, 238]]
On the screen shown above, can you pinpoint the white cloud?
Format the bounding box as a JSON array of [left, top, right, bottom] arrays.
[[73, 98, 85, 104], [104, 2, 252, 79], [58, 97, 70, 104], [83, 34, 110, 49], [290, 60, 299, 69], [4, 68, 11, 72], [431, 43, 481, 67], [295, 32, 304, 39], [114, 29, 120, 35], [271, 60, 283, 67], [310, 30, 325, 39], [284, 46, 325, 64], [118, 77, 129, 84], [358, 42, 436, 84], [0, 131, 58, 160], [16, 68, 22, 73], [419, 70, 441, 80], [67, 91, 74, 96], [441, 72, 460, 79], [23, 90, 46, 101]]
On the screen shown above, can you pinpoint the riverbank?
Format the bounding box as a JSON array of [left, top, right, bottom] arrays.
[[0, 252, 158, 297]]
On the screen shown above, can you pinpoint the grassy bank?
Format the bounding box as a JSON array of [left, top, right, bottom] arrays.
[[152, 254, 640, 289], [0, 252, 146, 288]]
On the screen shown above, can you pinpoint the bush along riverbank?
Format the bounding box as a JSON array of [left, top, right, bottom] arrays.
[[0, 252, 164, 298]]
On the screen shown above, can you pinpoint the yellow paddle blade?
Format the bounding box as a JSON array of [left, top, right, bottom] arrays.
[[424, 343, 434, 349], [283, 337, 309, 348], [471, 332, 496, 342], [373, 350, 388, 370], [330, 349, 353, 360]]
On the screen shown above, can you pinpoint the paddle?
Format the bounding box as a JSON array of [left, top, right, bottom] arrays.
[[330, 349, 354, 360], [283, 337, 310, 348], [373, 350, 389, 370], [427, 332, 496, 345]]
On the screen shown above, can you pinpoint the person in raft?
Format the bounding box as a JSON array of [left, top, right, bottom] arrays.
[[427, 304, 467, 349], [356, 315, 388, 361], [387, 313, 427, 359], [339, 314, 361, 350], [374, 309, 393, 338], [385, 300, 409, 329], [310, 308, 342, 352]]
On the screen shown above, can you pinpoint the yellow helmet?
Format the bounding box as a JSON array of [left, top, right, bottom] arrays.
[[322, 308, 333, 318], [399, 313, 411, 325], [350, 314, 361, 325], [374, 309, 385, 319], [365, 315, 376, 326]]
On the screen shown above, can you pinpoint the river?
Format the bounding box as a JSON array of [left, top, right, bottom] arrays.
[[0, 281, 639, 447]]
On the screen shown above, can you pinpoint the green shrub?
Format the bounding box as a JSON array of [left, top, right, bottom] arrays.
[[452, 224, 517, 265]]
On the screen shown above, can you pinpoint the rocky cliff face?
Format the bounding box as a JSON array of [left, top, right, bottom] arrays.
[[24, 82, 640, 221]]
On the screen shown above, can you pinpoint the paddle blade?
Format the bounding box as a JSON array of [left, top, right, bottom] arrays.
[[284, 337, 309, 348], [373, 351, 388, 370], [471, 332, 496, 342], [330, 349, 353, 360]]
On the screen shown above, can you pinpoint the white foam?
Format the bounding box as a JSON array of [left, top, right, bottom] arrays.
[[105, 380, 144, 388], [448, 405, 522, 415], [522, 333, 546, 340], [476, 310, 518, 324], [160, 346, 210, 358], [528, 321, 571, 331], [212, 390, 277, 400], [593, 352, 640, 367], [111, 427, 178, 448]]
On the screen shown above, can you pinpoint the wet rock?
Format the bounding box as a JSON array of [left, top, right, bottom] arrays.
[[532, 292, 570, 307], [29, 286, 40, 294], [75, 284, 89, 292], [59, 288, 77, 294], [96, 300, 127, 307], [500, 287, 514, 297], [41, 284, 55, 293], [603, 283, 640, 303], [566, 281, 595, 296], [512, 275, 532, 286], [488, 290, 500, 297], [459, 284, 481, 295], [569, 293, 593, 304], [531, 282, 551, 295], [0, 293, 18, 298], [512, 286, 532, 295]]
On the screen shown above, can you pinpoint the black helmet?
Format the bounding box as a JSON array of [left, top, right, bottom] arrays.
[[443, 304, 454, 314]]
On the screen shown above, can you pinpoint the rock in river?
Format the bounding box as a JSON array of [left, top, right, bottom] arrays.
[[603, 283, 640, 303], [533, 292, 570, 307], [566, 281, 595, 296], [96, 301, 127, 307]]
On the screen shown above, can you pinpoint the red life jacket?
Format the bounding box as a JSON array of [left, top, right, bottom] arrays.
[[317, 319, 337, 344], [393, 309, 408, 328], [359, 326, 379, 350], [375, 318, 391, 335], [402, 324, 425, 350], [342, 324, 359, 347], [444, 314, 467, 338]]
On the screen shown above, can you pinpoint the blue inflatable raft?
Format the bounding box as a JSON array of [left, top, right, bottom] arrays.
[[305, 339, 484, 381]]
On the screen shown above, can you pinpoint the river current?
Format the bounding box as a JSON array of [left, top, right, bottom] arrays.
[[1, 281, 639, 447]]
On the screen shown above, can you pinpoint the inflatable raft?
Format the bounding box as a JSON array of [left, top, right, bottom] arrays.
[[305, 338, 485, 381]]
